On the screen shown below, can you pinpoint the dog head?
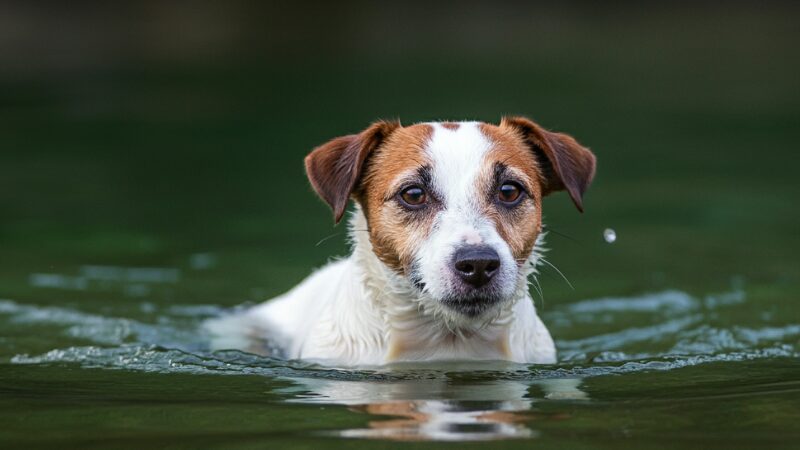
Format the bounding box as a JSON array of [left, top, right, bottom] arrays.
[[305, 117, 596, 324]]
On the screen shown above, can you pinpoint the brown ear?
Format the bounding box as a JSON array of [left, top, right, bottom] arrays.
[[305, 120, 400, 223], [502, 116, 596, 212]]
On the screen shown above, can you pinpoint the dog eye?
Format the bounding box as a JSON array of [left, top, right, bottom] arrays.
[[399, 186, 427, 207], [498, 182, 523, 204]]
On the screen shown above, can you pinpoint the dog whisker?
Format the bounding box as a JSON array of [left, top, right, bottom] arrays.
[[314, 233, 343, 246], [315, 228, 370, 246], [541, 224, 582, 245], [531, 275, 545, 309], [540, 257, 575, 290]]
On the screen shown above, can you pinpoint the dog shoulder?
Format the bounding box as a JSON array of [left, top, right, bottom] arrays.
[[250, 258, 351, 327], [508, 297, 557, 364]]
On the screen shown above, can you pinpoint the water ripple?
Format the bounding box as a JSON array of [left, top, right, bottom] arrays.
[[2, 289, 797, 381]]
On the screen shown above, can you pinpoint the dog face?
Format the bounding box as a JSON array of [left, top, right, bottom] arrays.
[[305, 117, 595, 323]]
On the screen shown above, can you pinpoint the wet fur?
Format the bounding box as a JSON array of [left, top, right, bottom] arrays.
[[207, 118, 595, 366]]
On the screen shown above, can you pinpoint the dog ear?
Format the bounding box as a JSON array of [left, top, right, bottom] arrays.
[[305, 120, 401, 223], [502, 116, 596, 212]]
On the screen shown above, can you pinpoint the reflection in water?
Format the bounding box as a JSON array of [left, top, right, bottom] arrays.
[[279, 375, 587, 441]]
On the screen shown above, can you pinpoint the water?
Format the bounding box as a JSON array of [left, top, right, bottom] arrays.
[[2, 285, 799, 446], [2, 4, 800, 448]]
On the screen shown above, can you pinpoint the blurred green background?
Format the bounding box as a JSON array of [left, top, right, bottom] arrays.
[[2, 1, 797, 309]]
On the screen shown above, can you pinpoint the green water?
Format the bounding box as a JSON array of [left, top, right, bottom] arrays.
[[2, 5, 800, 448]]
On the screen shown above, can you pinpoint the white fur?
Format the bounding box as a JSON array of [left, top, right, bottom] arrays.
[[414, 123, 518, 325], [206, 122, 557, 366]]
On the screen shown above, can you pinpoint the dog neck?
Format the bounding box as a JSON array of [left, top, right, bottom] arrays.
[[347, 206, 543, 362]]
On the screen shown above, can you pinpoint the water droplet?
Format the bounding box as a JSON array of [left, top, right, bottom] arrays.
[[603, 228, 617, 243]]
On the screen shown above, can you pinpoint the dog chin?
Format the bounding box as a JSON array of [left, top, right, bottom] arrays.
[[439, 294, 505, 318]]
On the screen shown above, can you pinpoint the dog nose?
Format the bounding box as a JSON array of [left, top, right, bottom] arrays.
[[453, 246, 500, 288]]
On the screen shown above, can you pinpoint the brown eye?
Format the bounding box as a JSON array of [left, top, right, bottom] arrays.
[[498, 182, 523, 204], [400, 186, 427, 207]]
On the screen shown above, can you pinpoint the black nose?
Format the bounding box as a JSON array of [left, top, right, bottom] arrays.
[[453, 246, 501, 288]]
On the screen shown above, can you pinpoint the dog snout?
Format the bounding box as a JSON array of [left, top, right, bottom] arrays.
[[453, 245, 500, 288]]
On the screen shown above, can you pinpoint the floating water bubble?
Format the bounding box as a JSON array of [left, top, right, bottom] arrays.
[[603, 228, 617, 243]]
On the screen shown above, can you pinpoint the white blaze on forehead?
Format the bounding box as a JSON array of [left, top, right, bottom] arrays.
[[425, 122, 492, 210], [413, 121, 520, 320]]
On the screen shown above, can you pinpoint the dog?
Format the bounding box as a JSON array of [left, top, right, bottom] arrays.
[[207, 117, 596, 366]]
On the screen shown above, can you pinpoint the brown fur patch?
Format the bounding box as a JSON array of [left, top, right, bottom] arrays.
[[501, 116, 596, 212], [356, 124, 435, 274], [440, 122, 460, 130], [305, 120, 400, 222], [478, 123, 544, 263]]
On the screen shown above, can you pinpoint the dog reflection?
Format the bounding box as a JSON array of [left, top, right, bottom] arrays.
[[279, 376, 588, 441]]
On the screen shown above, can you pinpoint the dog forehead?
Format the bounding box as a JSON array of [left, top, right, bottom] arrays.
[[424, 122, 493, 201]]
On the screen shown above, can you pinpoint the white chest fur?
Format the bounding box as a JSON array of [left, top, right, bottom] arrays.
[[209, 209, 556, 366]]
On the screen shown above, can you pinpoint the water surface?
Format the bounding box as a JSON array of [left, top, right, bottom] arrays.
[[2, 282, 799, 447]]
